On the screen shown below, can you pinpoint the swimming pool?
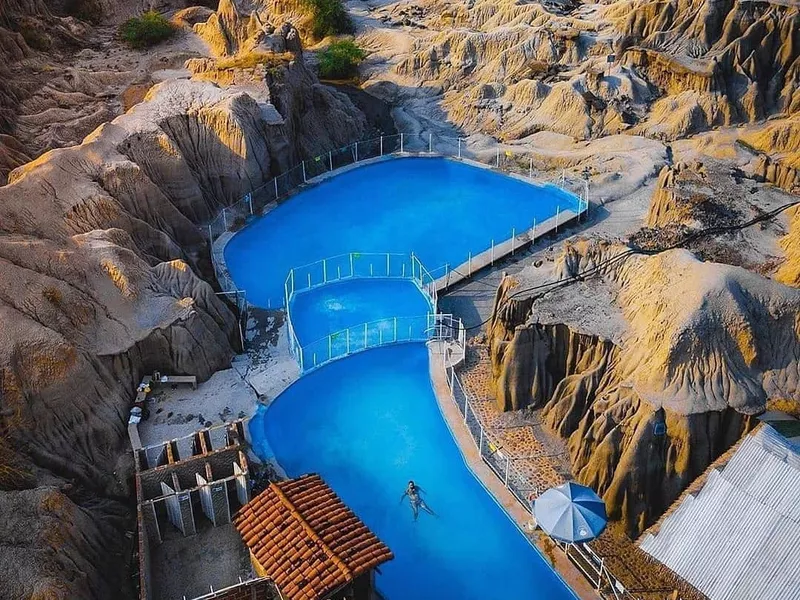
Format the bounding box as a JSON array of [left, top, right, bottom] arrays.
[[225, 157, 579, 307], [249, 344, 575, 600]]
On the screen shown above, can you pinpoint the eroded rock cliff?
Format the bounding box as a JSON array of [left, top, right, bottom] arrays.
[[0, 36, 367, 598], [487, 243, 800, 535]]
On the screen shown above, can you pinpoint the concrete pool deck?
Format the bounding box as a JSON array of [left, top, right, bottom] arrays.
[[427, 345, 602, 600]]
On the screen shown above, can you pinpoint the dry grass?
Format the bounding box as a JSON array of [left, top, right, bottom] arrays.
[[42, 286, 63, 306], [216, 51, 292, 71]]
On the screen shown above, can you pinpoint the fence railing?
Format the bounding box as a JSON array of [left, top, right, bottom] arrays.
[[437, 358, 644, 600], [442, 360, 546, 505], [295, 313, 464, 373], [208, 133, 590, 297]]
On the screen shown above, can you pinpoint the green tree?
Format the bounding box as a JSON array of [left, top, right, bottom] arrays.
[[119, 11, 175, 49], [303, 0, 354, 39], [317, 40, 365, 80]]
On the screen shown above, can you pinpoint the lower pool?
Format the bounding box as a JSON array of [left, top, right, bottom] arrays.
[[250, 344, 575, 600]]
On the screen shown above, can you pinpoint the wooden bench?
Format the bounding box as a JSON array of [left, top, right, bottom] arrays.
[[154, 374, 198, 390]]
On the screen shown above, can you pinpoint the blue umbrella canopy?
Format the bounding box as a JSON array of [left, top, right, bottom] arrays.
[[533, 482, 607, 543]]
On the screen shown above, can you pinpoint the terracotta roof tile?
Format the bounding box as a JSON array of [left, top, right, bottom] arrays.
[[234, 474, 393, 600]]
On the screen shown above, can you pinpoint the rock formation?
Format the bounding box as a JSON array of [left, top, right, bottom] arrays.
[[488, 243, 800, 535], [0, 4, 368, 593]]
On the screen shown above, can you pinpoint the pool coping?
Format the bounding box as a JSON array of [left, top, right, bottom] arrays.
[[211, 153, 587, 305], [426, 345, 603, 600]]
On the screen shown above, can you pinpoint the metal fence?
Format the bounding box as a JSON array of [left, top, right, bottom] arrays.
[[284, 252, 437, 310], [295, 313, 464, 373], [208, 133, 590, 297], [438, 359, 645, 600], [442, 361, 546, 505]]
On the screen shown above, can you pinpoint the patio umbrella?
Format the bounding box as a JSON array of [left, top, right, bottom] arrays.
[[533, 482, 607, 543]]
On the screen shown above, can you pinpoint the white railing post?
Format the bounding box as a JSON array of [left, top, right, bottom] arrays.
[[428, 133, 432, 153], [445, 264, 450, 287], [274, 178, 278, 200], [386, 253, 390, 276], [329, 150, 333, 171], [364, 322, 368, 348], [328, 335, 332, 360], [504, 459, 510, 486], [394, 317, 397, 342], [379, 328, 383, 345], [380, 136, 383, 156], [248, 194, 253, 215], [491, 239, 494, 265], [323, 258, 327, 283], [468, 252, 472, 276], [350, 253, 354, 277], [302, 161, 307, 183], [479, 426, 484, 454], [355, 142, 359, 162], [307, 273, 311, 289], [496, 147, 500, 167], [400, 133, 404, 153], [458, 138, 462, 159], [222, 208, 228, 230], [346, 329, 350, 354], [529, 157, 533, 179], [208, 224, 213, 240]]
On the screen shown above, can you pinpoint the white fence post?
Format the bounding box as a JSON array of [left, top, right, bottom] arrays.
[[491, 239, 494, 265], [329, 150, 333, 171], [222, 208, 228, 230], [208, 224, 213, 240], [393, 317, 398, 342], [350, 253, 354, 277], [468, 252, 472, 276], [428, 133, 432, 153], [346, 329, 351, 354], [302, 161, 307, 183], [274, 178, 278, 200], [529, 157, 533, 179], [458, 138, 462, 159], [323, 259, 327, 283], [386, 253, 390, 276], [504, 460, 510, 486], [248, 194, 253, 215], [495, 147, 499, 167], [380, 136, 383, 156], [400, 133, 404, 153], [355, 142, 359, 162]]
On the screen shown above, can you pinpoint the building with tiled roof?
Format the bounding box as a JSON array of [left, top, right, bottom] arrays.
[[234, 474, 393, 600]]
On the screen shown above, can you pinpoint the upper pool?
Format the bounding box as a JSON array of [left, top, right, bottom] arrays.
[[224, 157, 579, 307]]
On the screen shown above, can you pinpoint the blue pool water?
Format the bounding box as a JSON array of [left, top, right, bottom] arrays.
[[250, 345, 575, 600], [290, 278, 432, 345], [225, 157, 578, 307]]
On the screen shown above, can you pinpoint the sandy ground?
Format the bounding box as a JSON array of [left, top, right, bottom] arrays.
[[150, 522, 253, 600]]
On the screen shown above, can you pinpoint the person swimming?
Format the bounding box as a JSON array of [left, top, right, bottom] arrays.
[[401, 480, 435, 520]]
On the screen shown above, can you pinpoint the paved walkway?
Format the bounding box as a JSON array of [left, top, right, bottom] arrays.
[[427, 345, 603, 600]]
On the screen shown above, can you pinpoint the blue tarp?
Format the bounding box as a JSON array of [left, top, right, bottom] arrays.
[[533, 482, 607, 543]]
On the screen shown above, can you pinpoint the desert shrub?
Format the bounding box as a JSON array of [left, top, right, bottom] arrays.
[[119, 11, 175, 49], [303, 0, 353, 39], [42, 286, 63, 306], [317, 40, 365, 80]]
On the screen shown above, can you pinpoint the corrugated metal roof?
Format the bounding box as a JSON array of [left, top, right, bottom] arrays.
[[640, 425, 800, 600]]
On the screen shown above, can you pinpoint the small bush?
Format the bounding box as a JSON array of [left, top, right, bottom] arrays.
[[119, 11, 175, 49], [303, 0, 353, 39], [317, 40, 365, 80], [42, 286, 63, 306]]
